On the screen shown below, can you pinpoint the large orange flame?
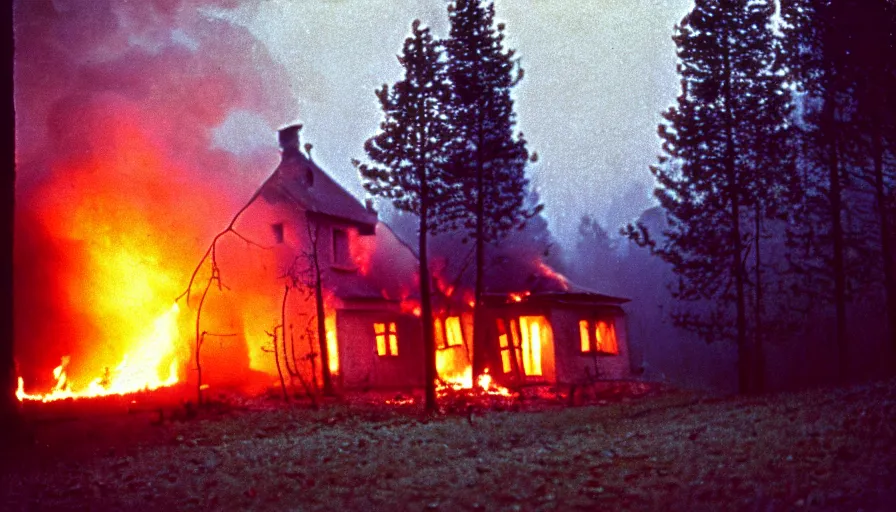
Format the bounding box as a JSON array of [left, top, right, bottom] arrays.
[[18, 303, 182, 402]]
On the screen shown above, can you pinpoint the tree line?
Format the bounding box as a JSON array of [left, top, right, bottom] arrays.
[[623, 0, 896, 394]]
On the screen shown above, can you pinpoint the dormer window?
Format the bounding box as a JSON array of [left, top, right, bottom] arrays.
[[272, 223, 284, 244], [332, 228, 350, 266]]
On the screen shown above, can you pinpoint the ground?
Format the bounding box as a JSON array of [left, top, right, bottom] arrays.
[[2, 380, 895, 511]]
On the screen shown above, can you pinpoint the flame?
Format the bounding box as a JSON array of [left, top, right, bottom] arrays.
[[436, 367, 511, 397], [17, 303, 182, 402], [536, 260, 570, 291], [508, 291, 531, 303], [325, 313, 339, 374]]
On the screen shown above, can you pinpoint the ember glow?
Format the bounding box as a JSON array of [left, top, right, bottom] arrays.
[[437, 368, 512, 397]]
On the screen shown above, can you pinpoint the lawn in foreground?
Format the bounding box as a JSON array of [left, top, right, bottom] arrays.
[[2, 380, 895, 511]]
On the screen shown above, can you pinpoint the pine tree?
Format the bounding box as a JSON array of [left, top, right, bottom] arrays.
[[626, 0, 791, 394], [444, 0, 539, 380], [356, 20, 455, 413]]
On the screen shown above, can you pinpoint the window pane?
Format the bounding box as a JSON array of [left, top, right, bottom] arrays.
[[434, 319, 446, 350], [374, 322, 385, 335], [333, 228, 350, 265], [595, 321, 619, 354], [376, 334, 386, 356], [271, 223, 284, 244], [579, 320, 591, 352], [446, 317, 463, 347], [519, 316, 543, 376], [605, 322, 619, 354], [388, 334, 398, 356], [501, 350, 511, 374], [498, 333, 509, 349]]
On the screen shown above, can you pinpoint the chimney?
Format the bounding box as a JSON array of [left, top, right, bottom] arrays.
[[278, 124, 303, 160]]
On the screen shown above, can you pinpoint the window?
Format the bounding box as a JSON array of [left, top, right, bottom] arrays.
[[519, 316, 543, 376], [435, 316, 464, 350], [332, 228, 350, 266], [496, 316, 546, 377], [272, 223, 284, 244], [579, 318, 619, 355], [496, 318, 514, 374], [434, 318, 446, 350], [374, 322, 398, 357]]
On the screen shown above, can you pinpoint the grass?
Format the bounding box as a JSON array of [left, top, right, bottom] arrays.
[[2, 380, 895, 511]]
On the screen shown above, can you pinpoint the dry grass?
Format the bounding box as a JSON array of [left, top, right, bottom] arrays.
[[2, 380, 895, 511]]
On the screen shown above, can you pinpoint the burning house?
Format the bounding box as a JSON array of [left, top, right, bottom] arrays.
[[197, 124, 427, 392], [206, 124, 633, 392], [432, 253, 632, 388]]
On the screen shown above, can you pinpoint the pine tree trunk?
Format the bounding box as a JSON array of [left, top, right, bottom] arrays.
[[754, 203, 765, 393], [871, 115, 896, 372], [472, 169, 487, 380], [420, 190, 437, 412], [723, 29, 750, 395], [1, 0, 17, 429], [313, 242, 333, 396], [471, 106, 489, 380], [824, 90, 849, 382]]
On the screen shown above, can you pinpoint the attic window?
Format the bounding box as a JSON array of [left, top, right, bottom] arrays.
[[272, 223, 284, 244], [374, 322, 398, 357], [332, 228, 350, 266], [579, 319, 619, 355]]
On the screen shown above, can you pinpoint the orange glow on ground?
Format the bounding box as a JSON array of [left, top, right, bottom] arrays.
[[436, 367, 511, 397]]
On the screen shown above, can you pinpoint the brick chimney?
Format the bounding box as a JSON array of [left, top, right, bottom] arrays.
[[278, 124, 303, 160]]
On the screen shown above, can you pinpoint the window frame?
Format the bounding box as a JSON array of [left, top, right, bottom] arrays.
[[374, 321, 399, 357], [578, 317, 619, 356], [271, 222, 285, 244], [331, 227, 351, 267]]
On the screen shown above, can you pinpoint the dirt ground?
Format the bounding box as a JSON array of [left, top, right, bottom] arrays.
[[2, 380, 895, 511]]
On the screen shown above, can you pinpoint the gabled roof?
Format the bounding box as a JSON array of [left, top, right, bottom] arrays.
[[260, 149, 377, 234]]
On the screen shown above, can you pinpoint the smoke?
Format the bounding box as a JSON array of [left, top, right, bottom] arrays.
[[13, 0, 297, 386]]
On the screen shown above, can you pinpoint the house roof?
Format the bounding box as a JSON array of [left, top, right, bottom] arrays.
[[260, 149, 377, 234]]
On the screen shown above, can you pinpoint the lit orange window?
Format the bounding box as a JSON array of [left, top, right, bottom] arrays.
[[445, 317, 463, 347], [580, 318, 619, 355], [579, 320, 591, 353], [496, 319, 512, 373], [374, 322, 398, 356], [519, 316, 543, 376], [434, 319, 446, 350]]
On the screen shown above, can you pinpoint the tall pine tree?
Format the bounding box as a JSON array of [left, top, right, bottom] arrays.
[[626, 0, 791, 393], [356, 20, 456, 412], [444, 0, 538, 380]]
